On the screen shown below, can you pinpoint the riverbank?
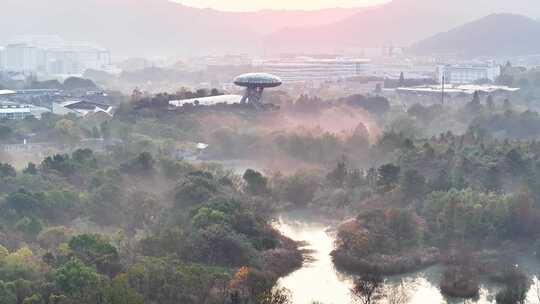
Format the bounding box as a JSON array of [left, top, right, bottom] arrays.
[[273, 211, 540, 304], [332, 246, 440, 276], [274, 213, 356, 304], [261, 230, 304, 278]]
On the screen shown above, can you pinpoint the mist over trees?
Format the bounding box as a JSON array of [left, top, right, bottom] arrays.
[[3, 1, 540, 303]]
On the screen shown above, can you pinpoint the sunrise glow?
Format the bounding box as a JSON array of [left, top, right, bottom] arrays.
[[173, 0, 391, 11]]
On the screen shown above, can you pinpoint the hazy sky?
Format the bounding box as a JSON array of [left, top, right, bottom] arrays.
[[174, 0, 390, 11]]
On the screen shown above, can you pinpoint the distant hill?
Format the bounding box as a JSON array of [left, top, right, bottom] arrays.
[[262, 0, 540, 54], [0, 0, 365, 58], [2, 0, 540, 58], [411, 14, 540, 57]]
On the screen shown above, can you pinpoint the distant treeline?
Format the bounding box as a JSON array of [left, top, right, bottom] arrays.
[[27, 77, 98, 91], [132, 88, 223, 109]]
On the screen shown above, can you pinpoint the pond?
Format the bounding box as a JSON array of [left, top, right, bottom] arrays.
[[274, 211, 540, 304]]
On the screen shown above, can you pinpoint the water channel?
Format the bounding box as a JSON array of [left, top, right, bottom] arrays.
[[274, 211, 540, 304]]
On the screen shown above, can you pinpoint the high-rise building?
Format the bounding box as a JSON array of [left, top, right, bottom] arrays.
[[1, 35, 110, 75]]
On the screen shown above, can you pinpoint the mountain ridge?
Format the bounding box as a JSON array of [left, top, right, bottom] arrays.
[[0, 0, 367, 58], [2, 0, 540, 58], [262, 0, 540, 54], [411, 14, 540, 57]]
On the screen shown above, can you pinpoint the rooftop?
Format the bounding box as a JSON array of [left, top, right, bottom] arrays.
[[61, 100, 110, 111], [0, 90, 16, 96], [234, 73, 282, 88], [170, 94, 243, 107], [396, 84, 520, 95]]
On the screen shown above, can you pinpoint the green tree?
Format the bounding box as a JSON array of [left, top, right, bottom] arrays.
[[431, 168, 452, 192], [0, 245, 8, 260], [54, 119, 81, 144], [175, 173, 218, 207], [55, 259, 99, 301], [5, 189, 40, 217], [192, 207, 230, 229], [274, 171, 320, 207], [377, 164, 401, 193], [243, 169, 268, 196], [22, 294, 43, 304], [41, 154, 75, 176], [100, 121, 111, 140], [22, 163, 37, 175], [482, 166, 501, 192], [68, 234, 121, 277], [0, 281, 17, 304], [398, 72, 405, 87], [37, 226, 74, 250], [0, 125, 13, 140], [465, 91, 482, 113], [63, 77, 97, 90], [14, 217, 43, 238], [72, 149, 97, 169], [400, 169, 426, 200], [121, 152, 155, 173], [104, 273, 144, 304], [0, 163, 16, 178], [91, 126, 101, 138], [327, 160, 348, 188]]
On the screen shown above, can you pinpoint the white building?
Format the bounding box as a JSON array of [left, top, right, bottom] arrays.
[[436, 63, 501, 84], [1, 35, 110, 75], [396, 84, 520, 97], [0, 90, 17, 98], [2, 44, 45, 72], [257, 57, 371, 83], [169, 94, 243, 107], [0, 102, 50, 120]]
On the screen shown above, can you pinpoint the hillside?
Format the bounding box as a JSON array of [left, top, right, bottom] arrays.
[[411, 14, 540, 57], [262, 0, 540, 54], [0, 0, 365, 58], [2, 0, 540, 57]]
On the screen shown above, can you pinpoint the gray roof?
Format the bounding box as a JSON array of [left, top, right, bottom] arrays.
[[234, 73, 282, 88]]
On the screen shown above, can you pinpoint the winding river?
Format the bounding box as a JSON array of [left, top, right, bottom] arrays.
[[274, 211, 540, 304]]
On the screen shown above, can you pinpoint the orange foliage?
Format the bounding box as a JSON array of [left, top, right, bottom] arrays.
[[229, 266, 250, 289]]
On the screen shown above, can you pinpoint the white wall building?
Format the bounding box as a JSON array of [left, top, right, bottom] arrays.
[[436, 63, 501, 84], [169, 94, 243, 107], [257, 57, 371, 83], [1, 35, 110, 75], [0, 102, 50, 120], [3, 44, 45, 72]]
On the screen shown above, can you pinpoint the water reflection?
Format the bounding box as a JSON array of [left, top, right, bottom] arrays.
[[275, 212, 540, 304], [276, 213, 354, 304]]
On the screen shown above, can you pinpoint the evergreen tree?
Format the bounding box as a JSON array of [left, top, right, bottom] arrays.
[[399, 72, 405, 87]]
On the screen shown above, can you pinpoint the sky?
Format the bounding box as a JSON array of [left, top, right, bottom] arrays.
[[173, 0, 390, 11]]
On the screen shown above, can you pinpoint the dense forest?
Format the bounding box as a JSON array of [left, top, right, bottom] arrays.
[[0, 146, 302, 303], [3, 84, 540, 303]]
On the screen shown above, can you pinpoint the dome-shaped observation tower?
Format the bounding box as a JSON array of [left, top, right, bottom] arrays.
[[233, 73, 282, 105]]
